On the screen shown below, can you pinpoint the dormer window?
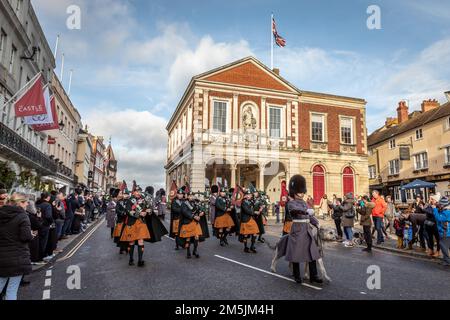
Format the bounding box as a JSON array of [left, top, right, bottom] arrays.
[[389, 139, 396, 149]]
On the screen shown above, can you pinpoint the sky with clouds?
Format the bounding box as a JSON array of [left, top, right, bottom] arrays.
[[31, 0, 450, 188]]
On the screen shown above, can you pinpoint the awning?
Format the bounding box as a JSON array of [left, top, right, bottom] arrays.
[[401, 179, 436, 190]]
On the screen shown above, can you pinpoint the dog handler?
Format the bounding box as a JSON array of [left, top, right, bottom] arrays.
[[275, 175, 323, 284]]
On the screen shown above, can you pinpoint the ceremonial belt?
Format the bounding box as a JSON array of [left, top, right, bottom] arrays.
[[292, 219, 310, 224]]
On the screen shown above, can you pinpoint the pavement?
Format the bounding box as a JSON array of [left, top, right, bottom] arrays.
[[18, 216, 450, 300]]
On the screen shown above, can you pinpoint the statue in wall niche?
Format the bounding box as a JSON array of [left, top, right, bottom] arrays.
[[242, 105, 257, 132]]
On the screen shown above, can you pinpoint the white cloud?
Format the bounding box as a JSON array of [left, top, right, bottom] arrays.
[[83, 108, 167, 188], [168, 36, 253, 96]]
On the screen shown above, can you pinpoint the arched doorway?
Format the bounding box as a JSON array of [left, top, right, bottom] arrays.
[[343, 167, 355, 196], [206, 158, 232, 189], [312, 165, 325, 206], [263, 161, 287, 203]]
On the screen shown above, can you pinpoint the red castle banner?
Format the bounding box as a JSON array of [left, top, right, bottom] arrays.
[[14, 74, 47, 117], [32, 96, 59, 132]]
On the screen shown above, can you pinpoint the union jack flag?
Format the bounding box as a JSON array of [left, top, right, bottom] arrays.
[[272, 17, 286, 47]]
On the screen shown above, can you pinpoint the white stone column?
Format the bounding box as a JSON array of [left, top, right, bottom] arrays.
[[233, 93, 239, 140], [231, 166, 236, 188], [286, 101, 292, 148], [261, 97, 267, 145], [203, 90, 209, 131], [292, 101, 299, 148], [259, 167, 265, 191]]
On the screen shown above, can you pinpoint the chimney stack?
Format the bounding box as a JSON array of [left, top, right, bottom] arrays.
[[397, 101, 409, 124], [445, 91, 450, 102], [421, 99, 440, 113], [273, 68, 280, 75]]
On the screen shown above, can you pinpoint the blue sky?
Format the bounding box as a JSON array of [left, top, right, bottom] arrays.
[[32, 0, 450, 187]]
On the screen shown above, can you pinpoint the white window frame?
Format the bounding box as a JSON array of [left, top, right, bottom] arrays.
[[211, 99, 230, 134], [340, 116, 354, 145], [0, 30, 6, 64], [389, 139, 396, 149], [413, 152, 428, 170], [389, 159, 400, 175], [268, 106, 283, 139], [446, 117, 450, 131], [368, 165, 377, 179], [9, 44, 17, 74], [444, 146, 450, 165], [415, 128, 423, 140], [311, 112, 326, 143]]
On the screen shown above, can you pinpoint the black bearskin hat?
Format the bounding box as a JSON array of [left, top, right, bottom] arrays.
[[211, 185, 219, 194], [159, 188, 166, 196], [111, 188, 120, 198], [109, 188, 115, 196], [145, 186, 154, 195], [289, 175, 307, 197]]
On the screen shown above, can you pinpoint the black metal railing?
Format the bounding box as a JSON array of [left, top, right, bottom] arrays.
[[56, 162, 73, 178], [0, 122, 57, 173]]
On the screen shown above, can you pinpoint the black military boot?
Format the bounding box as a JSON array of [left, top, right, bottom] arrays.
[[193, 240, 200, 258], [128, 245, 135, 266], [309, 261, 323, 284], [223, 231, 229, 246], [137, 245, 145, 267], [292, 263, 302, 284], [250, 236, 257, 253], [243, 240, 250, 253], [258, 235, 265, 243], [186, 245, 192, 259]]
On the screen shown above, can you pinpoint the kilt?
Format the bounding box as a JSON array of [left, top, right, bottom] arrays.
[[283, 221, 293, 235], [120, 219, 151, 242], [214, 213, 235, 229], [172, 219, 180, 236], [180, 221, 203, 238], [113, 222, 124, 238], [240, 218, 260, 235]]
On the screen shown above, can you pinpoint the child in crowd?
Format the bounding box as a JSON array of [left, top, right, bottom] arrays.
[[403, 221, 413, 250]]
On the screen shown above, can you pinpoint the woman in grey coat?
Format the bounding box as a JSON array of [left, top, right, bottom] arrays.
[[339, 193, 356, 247], [276, 175, 323, 284]]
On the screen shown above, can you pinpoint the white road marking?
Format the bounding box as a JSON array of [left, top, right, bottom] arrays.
[[44, 278, 52, 287], [214, 255, 322, 291], [164, 235, 175, 241], [58, 218, 105, 262], [42, 289, 51, 300], [46, 270, 52, 277]]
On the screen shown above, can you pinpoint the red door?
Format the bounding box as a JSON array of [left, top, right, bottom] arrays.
[[343, 167, 355, 196], [313, 165, 325, 206]]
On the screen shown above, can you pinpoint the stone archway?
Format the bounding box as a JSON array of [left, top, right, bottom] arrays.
[[263, 161, 287, 203], [205, 158, 232, 188]]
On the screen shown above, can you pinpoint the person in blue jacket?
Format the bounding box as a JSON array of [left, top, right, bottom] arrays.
[[433, 197, 450, 266]]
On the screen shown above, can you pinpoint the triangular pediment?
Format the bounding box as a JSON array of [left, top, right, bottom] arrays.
[[197, 57, 298, 93]]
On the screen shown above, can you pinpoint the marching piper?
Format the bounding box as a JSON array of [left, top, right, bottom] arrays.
[[120, 188, 151, 267], [239, 190, 260, 253], [113, 190, 129, 255], [170, 188, 184, 250], [214, 187, 235, 246], [253, 191, 267, 243], [275, 175, 323, 284], [179, 192, 205, 259], [106, 188, 120, 238], [209, 185, 218, 227]]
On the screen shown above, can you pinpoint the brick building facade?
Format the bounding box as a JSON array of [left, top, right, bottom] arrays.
[[165, 57, 369, 204]]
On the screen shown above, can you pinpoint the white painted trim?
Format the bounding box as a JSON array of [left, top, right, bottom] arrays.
[[339, 115, 356, 145], [210, 98, 232, 134], [310, 112, 327, 143], [267, 105, 285, 139]]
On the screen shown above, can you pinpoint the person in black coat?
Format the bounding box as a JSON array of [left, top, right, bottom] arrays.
[[36, 192, 54, 261], [0, 193, 33, 300], [26, 201, 43, 263]]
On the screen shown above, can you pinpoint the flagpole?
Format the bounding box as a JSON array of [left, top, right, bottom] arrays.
[[54, 34, 60, 59], [60, 53, 65, 82], [68, 69, 74, 96], [271, 13, 274, 70]]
